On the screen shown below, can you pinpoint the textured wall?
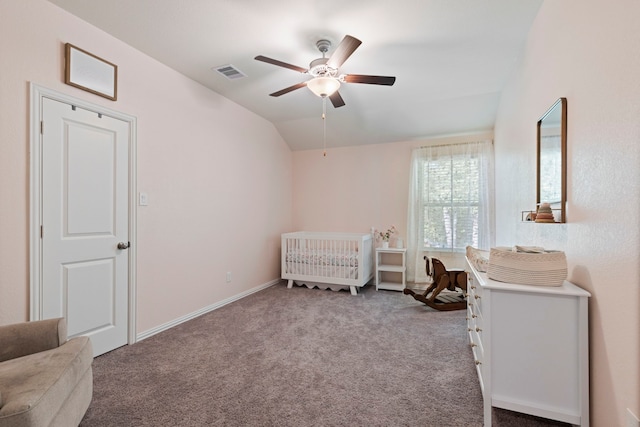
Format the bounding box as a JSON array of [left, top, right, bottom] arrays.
[[291, 132, 493, 273], [0, 0, 293, 333], [494, 0, 640, 423]]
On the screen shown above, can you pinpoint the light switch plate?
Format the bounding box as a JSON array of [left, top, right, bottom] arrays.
[[139, 192, 149, 206]]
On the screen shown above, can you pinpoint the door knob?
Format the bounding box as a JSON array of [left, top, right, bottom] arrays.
[[117, 241, 130, 250]]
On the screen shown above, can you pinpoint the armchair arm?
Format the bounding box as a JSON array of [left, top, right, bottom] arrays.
[[0, 318, 67, 363]]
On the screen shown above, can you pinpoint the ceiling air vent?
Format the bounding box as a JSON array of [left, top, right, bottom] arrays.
[[213, 64, 246, 80]]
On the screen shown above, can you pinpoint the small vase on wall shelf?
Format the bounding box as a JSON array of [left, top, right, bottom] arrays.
[[381, 241, 389, 249]]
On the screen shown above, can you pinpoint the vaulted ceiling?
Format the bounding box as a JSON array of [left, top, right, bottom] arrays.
[[47, 0, 542, 151]]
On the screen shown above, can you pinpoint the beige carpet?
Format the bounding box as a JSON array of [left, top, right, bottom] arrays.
[[80, 282, 569, 426]]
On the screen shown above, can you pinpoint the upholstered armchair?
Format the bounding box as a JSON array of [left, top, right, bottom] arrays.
[[0, 318, 93, 427]]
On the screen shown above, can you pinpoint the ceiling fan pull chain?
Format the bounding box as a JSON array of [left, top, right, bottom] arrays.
[[322, 97, 327, 157]]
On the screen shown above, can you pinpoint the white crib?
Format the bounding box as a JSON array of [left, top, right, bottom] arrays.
[[281, 231, 374, 295]]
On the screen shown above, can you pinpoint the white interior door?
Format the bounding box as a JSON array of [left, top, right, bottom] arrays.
[[41, 97, 130, 356]]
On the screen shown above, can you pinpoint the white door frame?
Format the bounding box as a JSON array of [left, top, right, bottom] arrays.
[[29, 83, 137, 346]]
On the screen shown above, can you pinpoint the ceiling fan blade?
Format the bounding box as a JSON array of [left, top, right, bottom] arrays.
[[254, 55, 308, 73], [269, 82, 308, 97], [343, 74, 396, 86], [326, 35, 362, 69], [329, 91, 345, 108]]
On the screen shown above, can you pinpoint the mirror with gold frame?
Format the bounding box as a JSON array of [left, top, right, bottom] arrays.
[[537, 97, 567, 223]]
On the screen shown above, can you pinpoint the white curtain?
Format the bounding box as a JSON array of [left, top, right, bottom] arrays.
[[406, 140, 495, 283]]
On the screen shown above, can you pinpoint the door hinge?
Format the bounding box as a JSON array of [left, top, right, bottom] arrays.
[[40, 225, 43, 238], [40, 121, 44, 135]]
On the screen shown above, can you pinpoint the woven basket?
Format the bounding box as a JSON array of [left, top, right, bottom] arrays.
[[466, 246, 489, 272], [487, 247, 567, 286]]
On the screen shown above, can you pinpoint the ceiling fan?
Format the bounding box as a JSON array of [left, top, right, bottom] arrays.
[[255, 35, 396, 108]]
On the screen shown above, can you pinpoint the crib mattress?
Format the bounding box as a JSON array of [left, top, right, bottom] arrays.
[[285, 249, 359, 267]]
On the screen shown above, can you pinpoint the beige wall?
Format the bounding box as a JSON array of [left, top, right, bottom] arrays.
[[494, 0, 640, 424], [292, 132, 493, 272], [0, 0, 293, 333]]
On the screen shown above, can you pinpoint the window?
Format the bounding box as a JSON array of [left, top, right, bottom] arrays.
[[422, 153, 480, 250], [406, 141, 494, 282]]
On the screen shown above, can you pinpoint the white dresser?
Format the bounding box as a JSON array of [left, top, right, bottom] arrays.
[[465, 257, 590, 426]]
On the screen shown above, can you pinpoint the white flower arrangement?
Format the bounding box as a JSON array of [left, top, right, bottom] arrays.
[[376, 225, 397, 242]]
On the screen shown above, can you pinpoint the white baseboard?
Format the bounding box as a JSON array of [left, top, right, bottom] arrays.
[[136, 279, 282, 342]]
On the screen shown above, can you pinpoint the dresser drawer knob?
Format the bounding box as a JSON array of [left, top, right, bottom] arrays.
[[472, 314, 478, 319], [476, 327, 483, 332], [474, 295, 481, 300], [475, 360, 482, 365]]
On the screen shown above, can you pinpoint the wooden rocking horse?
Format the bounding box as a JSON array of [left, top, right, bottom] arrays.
[[403, 256, 468, 311]]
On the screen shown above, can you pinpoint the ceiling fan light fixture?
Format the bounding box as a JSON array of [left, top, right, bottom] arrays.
[[255, 35, 395, 108], [307, 76, 340, 98]]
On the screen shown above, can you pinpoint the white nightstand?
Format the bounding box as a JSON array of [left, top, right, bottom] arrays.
[[375, 247, 407, 291]]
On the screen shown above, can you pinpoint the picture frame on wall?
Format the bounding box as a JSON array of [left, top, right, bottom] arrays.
[[64, 43, 117, 101]]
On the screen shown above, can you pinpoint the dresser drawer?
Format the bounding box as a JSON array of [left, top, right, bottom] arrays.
[[468, 298, 482, 320], [471, 314, 484, 351], [470, 329, 484, 391], [468, 274, 483, 313], [467, 304, 480, 328], [467, 307, 484, 357], [466, 283, 485, 393]]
